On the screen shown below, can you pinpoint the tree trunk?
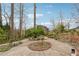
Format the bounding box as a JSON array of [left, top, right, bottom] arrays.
[[34, 3, 36, 28], [0, 3, 2, 27], [9, 3, 14, 42], [19, 3, 23, 39]]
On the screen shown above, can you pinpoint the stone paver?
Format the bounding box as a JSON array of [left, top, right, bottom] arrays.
[[0, 38, 73, 56]]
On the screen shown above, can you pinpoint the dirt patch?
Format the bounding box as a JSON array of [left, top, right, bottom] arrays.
[[28, 41, 51, 51]]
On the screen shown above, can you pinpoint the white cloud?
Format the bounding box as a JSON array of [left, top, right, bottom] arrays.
[[25, 18, 77, 30], [27, 13, 44, 19], [38, 22, 52, 26], [25, 22, 52, 29]]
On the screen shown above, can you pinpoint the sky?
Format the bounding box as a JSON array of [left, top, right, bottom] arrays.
[[2, 3, 79, 30]]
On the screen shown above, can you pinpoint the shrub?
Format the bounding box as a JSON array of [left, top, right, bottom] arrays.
[[25, 27, 45, 38], [2, 24, 10, 31], [0, 27, 8, 44], [47, 24, 65, 39], [0, 27, 5, 35], [37, 25, 49, 35], [47, 31, 59, 40], [55, 24, 65, 33]]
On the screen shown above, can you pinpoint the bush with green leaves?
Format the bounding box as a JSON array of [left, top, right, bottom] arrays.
[[55, 24, 65, 33], [37, 25, 49, 35], [0, 27, 8, 44], [47, 31, 59, 40], [25, 27, 45, 38], [2, 24, 10, 31], [47, 24, 65, 39]]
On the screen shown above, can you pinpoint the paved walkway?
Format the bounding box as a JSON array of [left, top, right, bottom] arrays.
[[0, 38, 73, 56]]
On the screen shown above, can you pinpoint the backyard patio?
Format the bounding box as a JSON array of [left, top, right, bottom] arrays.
[[0, 38, 73, 56]]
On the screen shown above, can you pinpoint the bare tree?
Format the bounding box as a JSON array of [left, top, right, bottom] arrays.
[[34, 3, 36, 28], [50, 18, 55, 30], [9, 3, 14, 41], [73, 4, 79, 24], [67, 21, 70, 30], [3, 5, 9, 25], [19, 3, 24, 39], [65, 18, 71, 30], [59, 10, 64, 25], [74, 4, 79, 14], [0, 3, 2, 27]]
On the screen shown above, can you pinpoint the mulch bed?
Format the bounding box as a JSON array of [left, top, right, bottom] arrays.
[[28, 41, 51, 51]]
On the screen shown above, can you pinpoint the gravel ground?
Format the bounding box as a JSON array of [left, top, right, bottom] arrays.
[[0, 38, 73, 56]]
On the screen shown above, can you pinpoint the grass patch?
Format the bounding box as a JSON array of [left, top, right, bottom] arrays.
[[0, 45, 11, 52], [0, 41, 22, 52]]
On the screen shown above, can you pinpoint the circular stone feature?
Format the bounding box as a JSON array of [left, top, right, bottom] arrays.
[[28, 41, 51, 51]]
